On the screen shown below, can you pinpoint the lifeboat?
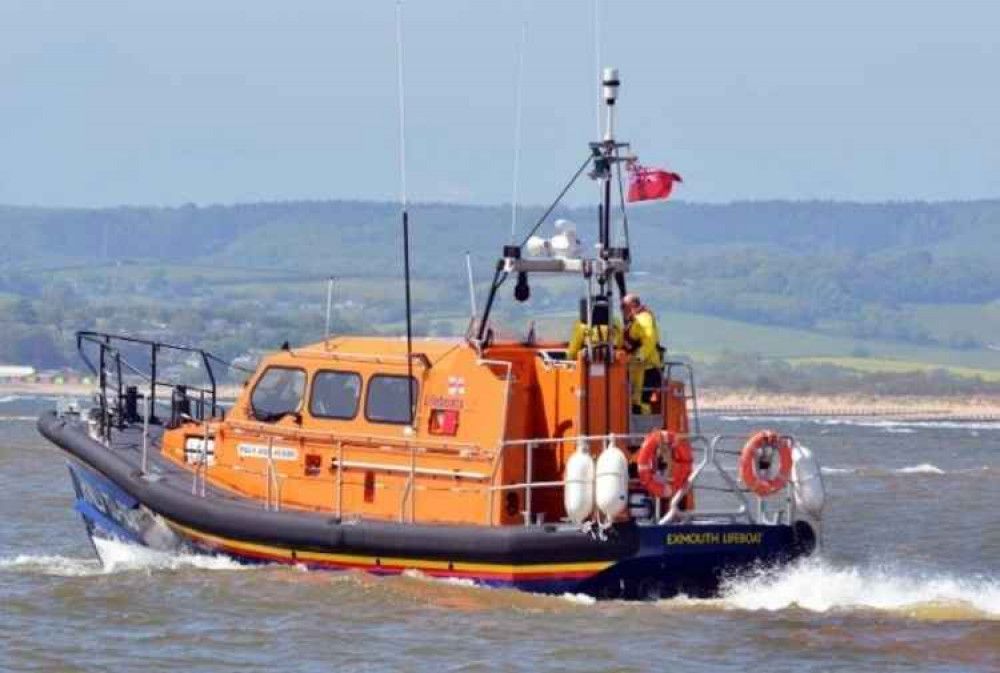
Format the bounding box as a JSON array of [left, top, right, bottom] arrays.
[[37, 69, 822, 600]]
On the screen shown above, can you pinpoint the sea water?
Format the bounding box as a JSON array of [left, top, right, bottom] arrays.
[[2, 396, 998, 672]]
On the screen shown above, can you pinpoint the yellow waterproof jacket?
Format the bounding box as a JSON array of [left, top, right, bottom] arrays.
[[567, 319, 623, 360], [626, 309, 662, 368]]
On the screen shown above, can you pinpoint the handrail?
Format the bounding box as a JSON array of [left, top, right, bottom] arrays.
[[487, 430, 796, 528], [286, 347, 434, 371], [225, 418, 488, 455], [77, 331, 250, 436]]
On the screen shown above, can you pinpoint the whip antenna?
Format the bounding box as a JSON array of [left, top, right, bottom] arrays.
[[395, 0, 415, 427], [324, 276, 334, 349], [465, 252, 477, 319], [510, 19, 527, 241], [593, 0, 603, 137]]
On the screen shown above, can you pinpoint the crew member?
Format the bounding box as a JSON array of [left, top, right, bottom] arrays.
[[567, 299, 622, 360], [622, 293, 663, 413]]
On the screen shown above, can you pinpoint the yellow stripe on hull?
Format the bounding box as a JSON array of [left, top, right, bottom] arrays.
[[166, 518, 614, 579]]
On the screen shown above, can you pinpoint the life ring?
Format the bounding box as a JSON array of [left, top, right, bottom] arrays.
[[740, 430, 793, 497], [637, 430, 693, 499]]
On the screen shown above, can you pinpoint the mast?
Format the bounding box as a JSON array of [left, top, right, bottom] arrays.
[[473, 69, 631, 348], [598, 68, 619, 435], [597, 67, 619, 298]]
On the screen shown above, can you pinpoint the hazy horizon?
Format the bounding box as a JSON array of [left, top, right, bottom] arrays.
[[3, 0, 998, 208], [5, 194, 1000, 212]]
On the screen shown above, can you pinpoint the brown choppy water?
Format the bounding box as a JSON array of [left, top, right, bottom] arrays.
[[2, 396, 999, 672]]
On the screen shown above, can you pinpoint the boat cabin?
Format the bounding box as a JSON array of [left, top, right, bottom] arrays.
[[159, 334, 695, 527]]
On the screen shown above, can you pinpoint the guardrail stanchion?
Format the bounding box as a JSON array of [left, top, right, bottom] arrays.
[[141, 395, 150, 475]]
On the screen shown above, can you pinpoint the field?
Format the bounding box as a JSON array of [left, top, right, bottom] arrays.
[[10, 256, 1000, 384], [388, 307, 1000, 380], [905, 302, 1000, 346]]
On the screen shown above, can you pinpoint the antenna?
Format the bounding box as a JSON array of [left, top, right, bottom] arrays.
[[510, 19, 528, 241], [593, 0, 603, 137], [395, 0, 415, 428], [324, 276, 334, 349], [465, 252, 478, 318]]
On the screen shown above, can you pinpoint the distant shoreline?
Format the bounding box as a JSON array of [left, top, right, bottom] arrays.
[[698, 391, 1000, 422], [5, 382, 1000, 422]]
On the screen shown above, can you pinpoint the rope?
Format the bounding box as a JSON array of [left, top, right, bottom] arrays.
[[518, 153, 594, 248]]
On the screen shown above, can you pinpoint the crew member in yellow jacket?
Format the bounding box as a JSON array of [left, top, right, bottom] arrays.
[[621, 293, 663, 413], [566, 299, 622, 361]]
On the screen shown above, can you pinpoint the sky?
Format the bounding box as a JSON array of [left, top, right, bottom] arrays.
[[1, 0, 998, 208]]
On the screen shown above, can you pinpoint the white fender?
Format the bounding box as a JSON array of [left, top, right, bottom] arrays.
[[595, 441, 629, 519], [564, 445, 595, 524], [791, 444, 826, 518]]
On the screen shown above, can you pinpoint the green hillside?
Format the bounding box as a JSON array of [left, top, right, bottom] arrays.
[[2, 198, 1000, 393]]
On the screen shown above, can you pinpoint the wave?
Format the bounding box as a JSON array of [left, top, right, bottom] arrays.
[[659, 558, 1000, 621], [0, 416, 37, 422], [897, 463, 946, 475], [0, 394, 66, 404], [0, 553, 104, 577], [821, 466, 856, 475], [0, 539, 247, 577], [716, 558, 1000, 620], [823, 463, 949, 476], [716, 415, 1000, 431]]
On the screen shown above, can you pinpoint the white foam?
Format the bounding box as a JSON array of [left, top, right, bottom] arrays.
[[560, 592, 597, 605], [716, 415, 1000, 431], [401, 568, 480, 588], [0, 540, 247, 577], [714, 558, 1000, 620], [0, 553, 104, 577], [821, 466, 856, 475], [0, 394, 64, 404], [896, 463, 946, 475], [94, 538, 247, 573], [0, 416, 36, 422], [822, 464, 955, 476]]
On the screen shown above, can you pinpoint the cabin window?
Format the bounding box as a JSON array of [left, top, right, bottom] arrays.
[[365, 375, 419, 425], [310, 370, 362, 420], [250, 367, 306, 422]]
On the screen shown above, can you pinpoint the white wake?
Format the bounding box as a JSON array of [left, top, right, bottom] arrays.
[[709, 558, 1000, 620], [0, 539, 246, 577]]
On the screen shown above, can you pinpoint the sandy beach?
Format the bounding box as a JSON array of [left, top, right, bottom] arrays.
[[697, 391, 1000, 421]]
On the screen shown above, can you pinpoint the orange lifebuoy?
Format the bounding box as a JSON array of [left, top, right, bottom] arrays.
[[637, 430, 693, 499], [740, 430, 793, 497]]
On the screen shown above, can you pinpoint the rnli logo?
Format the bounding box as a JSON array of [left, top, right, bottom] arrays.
[[447, 376, 466, 396]]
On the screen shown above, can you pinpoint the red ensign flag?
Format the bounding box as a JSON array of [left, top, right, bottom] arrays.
[[627, 166, 682, 203]]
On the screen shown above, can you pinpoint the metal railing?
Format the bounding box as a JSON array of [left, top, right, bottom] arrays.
[[487, 431, 797, 528], [78, 331, 252, 442], [114, 338, 792, 527], [165, 421, 795, 527], [663, 361, 701, 435]]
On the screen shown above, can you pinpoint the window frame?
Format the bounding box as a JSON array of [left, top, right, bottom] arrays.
[[308, 369, 363, 421], [363, 374, 420, 425], [249, 366, 307, 421]]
